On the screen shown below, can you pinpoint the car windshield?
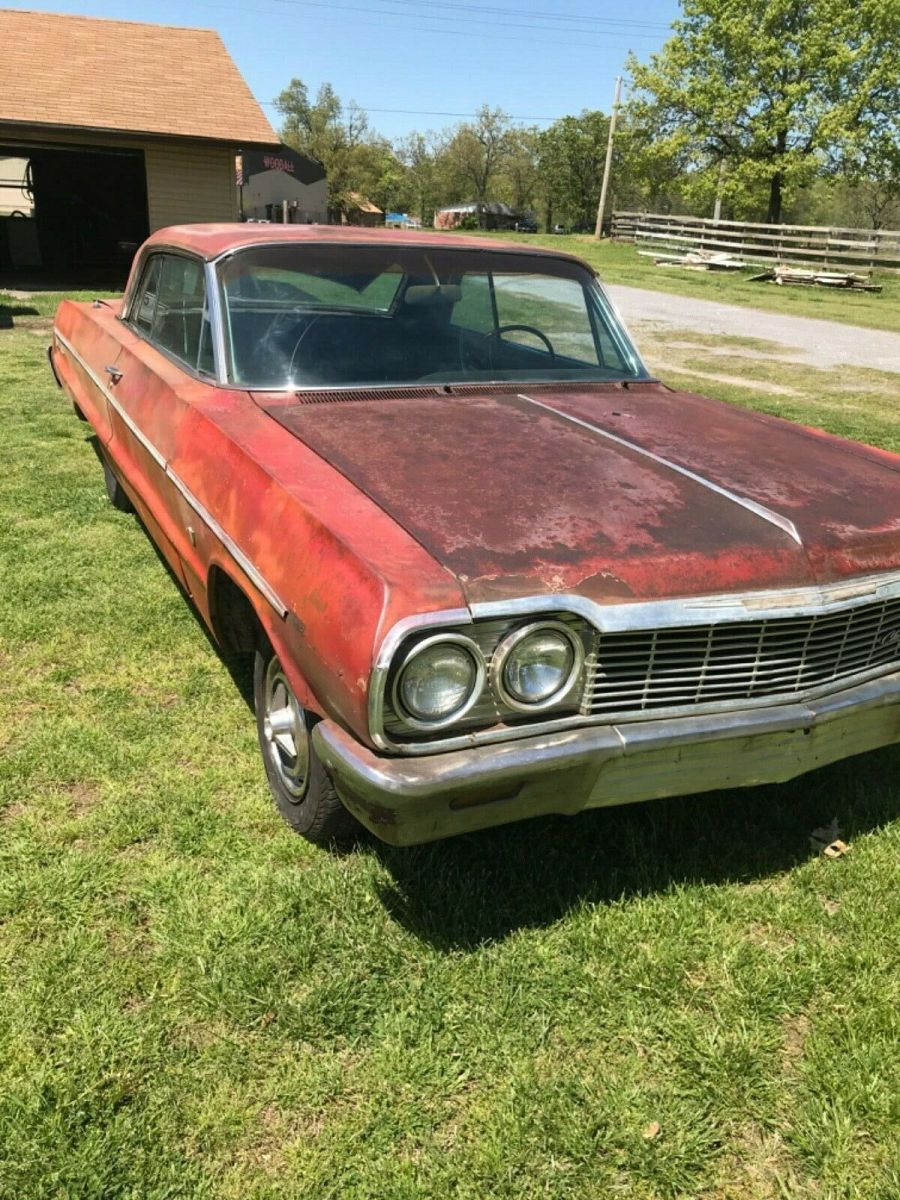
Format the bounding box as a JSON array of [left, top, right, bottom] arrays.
[[217, 243, 648, 390]]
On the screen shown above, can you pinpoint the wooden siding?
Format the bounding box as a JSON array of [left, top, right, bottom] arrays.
[[145, 143, 237, 230], [0, 128, 238, 231]]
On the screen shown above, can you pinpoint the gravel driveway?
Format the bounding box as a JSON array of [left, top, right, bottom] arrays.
[[607, 284, 900, 374]]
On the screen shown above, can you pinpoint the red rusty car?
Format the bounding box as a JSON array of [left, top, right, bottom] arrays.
[[50, 224, 900, 845]]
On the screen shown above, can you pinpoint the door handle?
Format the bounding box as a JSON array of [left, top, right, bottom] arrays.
[[105, 364, 124, 384]]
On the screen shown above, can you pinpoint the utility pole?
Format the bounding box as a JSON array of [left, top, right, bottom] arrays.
[[713, 159, 726, 222], [594, 74, 622, 240]]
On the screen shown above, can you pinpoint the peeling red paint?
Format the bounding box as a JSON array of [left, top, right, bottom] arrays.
[[265, 387, 832, 605]]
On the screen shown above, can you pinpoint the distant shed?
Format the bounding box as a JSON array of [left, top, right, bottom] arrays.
[[434, 201, 516, 231], [0, 9, 278, 277]]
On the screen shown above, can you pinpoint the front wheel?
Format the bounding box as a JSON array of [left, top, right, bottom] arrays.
[[253, 649, 359, 845]]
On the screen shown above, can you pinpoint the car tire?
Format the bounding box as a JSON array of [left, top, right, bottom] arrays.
[[101, 452, 135, 512], [253, 647, 359, 845]]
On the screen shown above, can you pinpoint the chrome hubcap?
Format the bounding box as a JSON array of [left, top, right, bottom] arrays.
[[262, 658, 310, 801]]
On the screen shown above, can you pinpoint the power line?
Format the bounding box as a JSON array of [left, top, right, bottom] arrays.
[[164, 0, 661, 50], [269, 0, 668, 39], [306, 0, 671, 30], [258, 101, 608, 123]]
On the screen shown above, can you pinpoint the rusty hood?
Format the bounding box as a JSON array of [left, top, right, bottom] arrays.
[[255, 383, 900, 606]]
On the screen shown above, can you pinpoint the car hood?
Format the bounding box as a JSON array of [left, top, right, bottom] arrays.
[[255, 382, 900, 606]]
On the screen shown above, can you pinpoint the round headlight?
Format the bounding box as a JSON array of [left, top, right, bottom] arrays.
[[394, 635, 484, 727], [495, 623, 584, 711]]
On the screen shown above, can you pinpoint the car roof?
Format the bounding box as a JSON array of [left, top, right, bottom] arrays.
[[144, 222, 591, 267]]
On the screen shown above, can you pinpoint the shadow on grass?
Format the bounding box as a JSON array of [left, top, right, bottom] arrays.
[[85, 434, 257, 710], [0, 302, 39, 329], [81, 437, 899, 950], [367, 749, 900, 950]]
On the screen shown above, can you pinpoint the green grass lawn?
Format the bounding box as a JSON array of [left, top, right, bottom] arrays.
[[1, 296, 899, 1199], [462, 232, 900, 336]]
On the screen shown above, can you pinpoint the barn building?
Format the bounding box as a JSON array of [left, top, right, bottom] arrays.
[[0, 9, 278, 280]]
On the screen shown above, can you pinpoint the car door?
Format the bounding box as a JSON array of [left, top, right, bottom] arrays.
[[105, 251, 217, 592]]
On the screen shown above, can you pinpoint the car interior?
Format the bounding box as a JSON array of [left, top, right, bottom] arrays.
[[128, 246, 643, 389], [222, 273, 633, 388]]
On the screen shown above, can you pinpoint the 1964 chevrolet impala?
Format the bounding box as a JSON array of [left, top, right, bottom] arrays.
[[50, 225, 900, 845]]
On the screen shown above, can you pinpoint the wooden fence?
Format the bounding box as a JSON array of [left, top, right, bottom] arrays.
[[610, 211, 900, 272]]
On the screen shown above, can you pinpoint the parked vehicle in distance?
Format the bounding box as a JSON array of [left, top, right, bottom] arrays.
[[50, 224, 900, 846], [552, 223, 568, 234], [514, 215, 538, 233]]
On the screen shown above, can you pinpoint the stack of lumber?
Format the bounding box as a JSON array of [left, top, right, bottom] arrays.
[[749, 266, 882, 292], [641, 249, 748, 271]]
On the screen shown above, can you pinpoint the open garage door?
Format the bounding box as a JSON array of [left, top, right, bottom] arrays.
[[0, 143, 149, 283]]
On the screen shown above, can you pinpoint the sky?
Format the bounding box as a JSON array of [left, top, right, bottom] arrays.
[[6, 0, 681, 142]]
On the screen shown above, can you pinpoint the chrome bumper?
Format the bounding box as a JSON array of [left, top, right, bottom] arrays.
[[312, 672, 900, 845]]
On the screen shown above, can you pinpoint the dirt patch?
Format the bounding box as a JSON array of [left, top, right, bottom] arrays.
[[228, 1103, 327, 1174], [706, 1124, 799, 1199], [649, 360, 801, 396], [66, 780, 102, 817], [665, 337, 794, 361], [745, 921, 797, 952], [781, 1013, 811, 1069]]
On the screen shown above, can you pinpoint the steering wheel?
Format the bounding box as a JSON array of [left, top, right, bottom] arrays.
[[287, 315, 322, 380], [481, 323, 556, 362]]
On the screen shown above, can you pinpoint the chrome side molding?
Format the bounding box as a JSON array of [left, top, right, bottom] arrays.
[[54, 329, 289, 618]]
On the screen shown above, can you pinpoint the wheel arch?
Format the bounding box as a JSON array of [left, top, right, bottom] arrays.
[[206, 564, 321, 713]]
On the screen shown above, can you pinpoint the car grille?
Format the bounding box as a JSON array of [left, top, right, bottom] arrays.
[[582, 594, 900, 719]]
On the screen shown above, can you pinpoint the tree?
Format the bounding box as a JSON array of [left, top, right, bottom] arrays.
[[537, 112, 611, 230], [395, 131, 446, 223], [835, 83, 900, 228], [626, 0, 900, 224], [442, 106, 513, 206], [499, 128, 541, 214], [275, 78, 385, 218]]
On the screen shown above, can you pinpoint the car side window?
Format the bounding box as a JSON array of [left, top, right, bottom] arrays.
[[452, 274, 495, 334], [131, 256, 162, 335], [492, 274, 600, 365], [130, 253, 214, 377]]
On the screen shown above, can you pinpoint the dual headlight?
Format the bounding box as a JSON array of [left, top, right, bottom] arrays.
[[392, 622, 584, 729]]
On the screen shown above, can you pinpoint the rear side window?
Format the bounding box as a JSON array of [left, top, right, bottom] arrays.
[[132, 256, 162, 334], [130, 253, 215, 376]]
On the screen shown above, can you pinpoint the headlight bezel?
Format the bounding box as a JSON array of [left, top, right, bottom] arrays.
[[491, 620, 586, 713], [390, 632, 487, 730]]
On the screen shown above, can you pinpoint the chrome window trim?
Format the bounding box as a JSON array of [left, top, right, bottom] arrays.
[[208, 239, 608, 270], [53, 329, 288, 618], [369, 569, 900, 755], [491, 620, 585, 712], [204, 258, 229, 385], [518, 392, 802, 546], [594, 277, 647, 379], [207, 240, 653, 393], [390, 632, 487, 731], [208, 376, 660, 398], [120, 247, 222, 386]]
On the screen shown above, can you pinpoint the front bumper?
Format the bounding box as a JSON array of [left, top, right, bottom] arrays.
[[312, 672, 900, 845]]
